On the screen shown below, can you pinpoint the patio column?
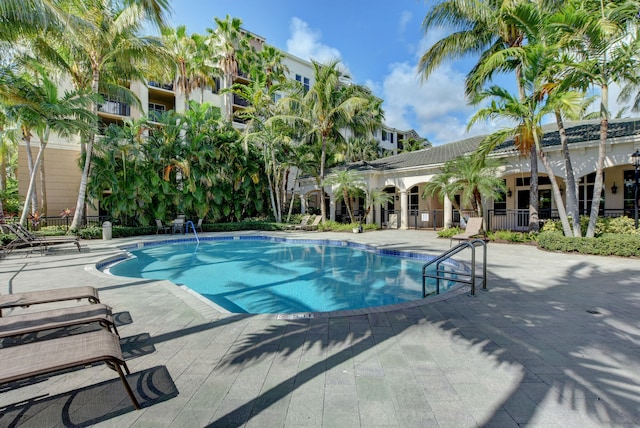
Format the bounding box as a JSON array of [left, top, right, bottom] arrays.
[[400, 190, 408, 230], [444, 197, 453, 228], [300, 194, 307, 214], [329, 196, 336, 222]]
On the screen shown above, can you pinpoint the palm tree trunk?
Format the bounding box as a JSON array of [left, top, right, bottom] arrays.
[[555, 110, 580, 236], [70, 70, 100, 231], [39, 149, 47, 216], [537, 148, 571, 236], [22, 133, 39, 216], [19, 141, 47, 226], [586, 85, 608, 238], [529, 144, 540, 232], [319, 136, 327, 222]]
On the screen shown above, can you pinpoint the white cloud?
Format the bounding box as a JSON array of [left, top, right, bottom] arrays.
[[286, 17, 342, 64], [398, 11, 412, 33]]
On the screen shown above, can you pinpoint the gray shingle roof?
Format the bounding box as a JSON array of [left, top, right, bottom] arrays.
[[343, 118, 640, 173]]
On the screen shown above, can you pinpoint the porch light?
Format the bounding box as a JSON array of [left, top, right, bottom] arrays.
[[611, 182, 617, 194], [632, 149, 640, 229], [506, 188, 512, 198]]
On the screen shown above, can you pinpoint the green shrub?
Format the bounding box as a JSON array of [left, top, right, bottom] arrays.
[[488, 230, 537, 243], [437, 227, 461, 238], [537, 231, 640, 257], [541, 215, 638, 237]]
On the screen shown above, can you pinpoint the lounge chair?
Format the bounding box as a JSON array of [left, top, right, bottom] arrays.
[[1, 223, 80, 255], [0, 329, 141, 409], [450, 217, 485, 247], [195, 218, 204, 232], [286, 214, 311, 230], [302, 215, 322, 231], [155, 219, 170, 235], [0, 303, 118, 338], [0, 285, 100, 317]]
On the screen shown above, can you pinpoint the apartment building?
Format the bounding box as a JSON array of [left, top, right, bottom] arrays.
[[16, 29, 421, 220]]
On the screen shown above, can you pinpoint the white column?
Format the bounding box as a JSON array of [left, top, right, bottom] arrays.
[[400, 190, 408, 230], [329, 195, 336, 222], [444, 197, 453, 228], [374, 203, 381, 226], [300, 194, 306, 214]]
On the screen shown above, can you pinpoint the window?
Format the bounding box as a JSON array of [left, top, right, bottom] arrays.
[[382, 130, 388, 141], [295, 74, 310, 92], [409, 186, 420, 213], [148, 102, 165, 121], [578, 172, 604, 215], [494, 179, 507, 214], [624, 169, 636, 215]]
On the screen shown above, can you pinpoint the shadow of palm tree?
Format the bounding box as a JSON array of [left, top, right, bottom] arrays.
[[200, 259, 640, 426]]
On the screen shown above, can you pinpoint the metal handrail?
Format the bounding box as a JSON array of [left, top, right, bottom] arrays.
[[185, 220, 199, 244], [422, 239, 487, 297]]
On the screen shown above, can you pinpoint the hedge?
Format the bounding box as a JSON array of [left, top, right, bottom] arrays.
[[537, 231, 640, 257]]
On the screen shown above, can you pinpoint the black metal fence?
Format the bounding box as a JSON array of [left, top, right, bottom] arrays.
[[4, 216, 111, 232]]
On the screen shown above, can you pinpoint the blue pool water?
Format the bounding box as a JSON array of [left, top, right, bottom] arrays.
[[107, 237, 454, 314]]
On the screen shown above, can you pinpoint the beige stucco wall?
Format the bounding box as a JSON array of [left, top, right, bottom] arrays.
[[17, 144, 88, 218]]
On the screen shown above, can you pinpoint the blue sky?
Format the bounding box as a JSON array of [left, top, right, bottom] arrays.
[[166, 1, 627, 146], [165, 0, 498, 145]]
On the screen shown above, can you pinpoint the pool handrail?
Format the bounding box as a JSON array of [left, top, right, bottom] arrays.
[[422, 239, 487, 297], [185, 220, 199, 244]]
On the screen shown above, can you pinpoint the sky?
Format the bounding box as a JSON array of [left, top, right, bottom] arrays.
[[166, 0, 626, 146]]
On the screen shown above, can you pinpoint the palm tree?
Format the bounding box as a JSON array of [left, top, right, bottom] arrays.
[[206, 15, 253, 123], [424, 154, 506, 220], [27, 1, 168, 231], [274, 60, 382, 222], [160, 26, 216, 111], [552, 0, 640, 237], [2, 66, 95, 226], [419, 0, 564, 232], [324, 169, 363, 224], [344, 136, 379, 162]]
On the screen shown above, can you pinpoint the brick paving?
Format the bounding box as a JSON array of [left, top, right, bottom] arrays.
[[0, 230, 639, 427]]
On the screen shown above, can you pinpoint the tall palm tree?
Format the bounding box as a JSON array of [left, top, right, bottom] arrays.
[[206, 15, 253, 123], [2, 66, 95, 226], [420, 0, 563, 231], [552, 0, 640, 237], [160, 26, 216, 110], [273, 60, 381, 222], [28, 1, 168, 231]]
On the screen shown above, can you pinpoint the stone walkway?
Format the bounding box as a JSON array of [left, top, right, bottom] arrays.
[[0, 230, 639, 427]]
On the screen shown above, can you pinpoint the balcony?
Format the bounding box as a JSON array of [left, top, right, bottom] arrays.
[[148, 81, 174, 91], [97, 100, 130, 117], [233, 94, 249, 108]]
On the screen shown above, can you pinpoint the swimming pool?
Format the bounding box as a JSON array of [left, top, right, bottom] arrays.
[[105, 236, 458, 314]]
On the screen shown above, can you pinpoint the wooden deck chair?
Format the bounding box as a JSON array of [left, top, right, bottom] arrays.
[[0, 286, 100, 317], [302, 215, 323, 231], [286, 214, 311, 230], [195, 218, 204, 232], [0, 303, 118, 338], [450, 217, 485, 247], [0, 329, 141, 409]]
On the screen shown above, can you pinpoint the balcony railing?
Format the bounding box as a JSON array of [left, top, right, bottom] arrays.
[[97, 100, 130, 116], [233, 94, 249, 107], [148, 81, 174, 91]]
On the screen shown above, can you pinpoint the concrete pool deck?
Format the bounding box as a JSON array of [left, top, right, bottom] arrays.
[[0, 229, 639, 427]]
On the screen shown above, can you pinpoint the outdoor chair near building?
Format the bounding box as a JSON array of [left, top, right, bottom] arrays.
[[302, 215, 323, 231], [450, 217, 485, 247], [155, 219, 170, 235], [286, 214, 311, 230], [195, 218, 204, 232], [171, 218, 185, 234]]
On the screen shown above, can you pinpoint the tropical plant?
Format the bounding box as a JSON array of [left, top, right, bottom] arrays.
[[206, 15, 253, 122], [273, 60, 383, 222], [324, 169, 364, 224], [424, 154, 506, 219]]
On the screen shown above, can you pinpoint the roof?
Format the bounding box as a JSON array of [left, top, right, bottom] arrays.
[[342, 118, 640, 173]]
